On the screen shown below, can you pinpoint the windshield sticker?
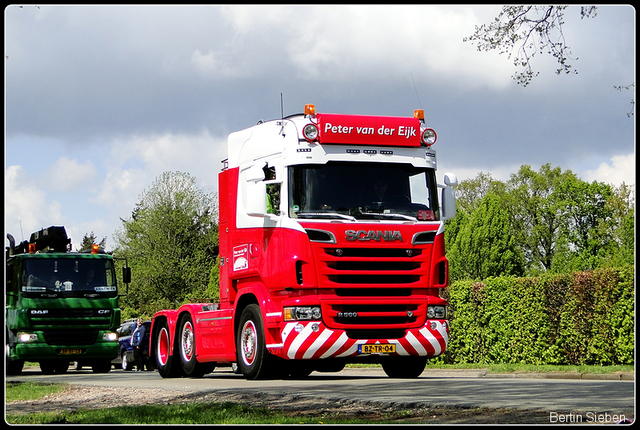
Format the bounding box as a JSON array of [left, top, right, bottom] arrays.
[[22, 286, 46, 292], [95, 286, 116, 292]]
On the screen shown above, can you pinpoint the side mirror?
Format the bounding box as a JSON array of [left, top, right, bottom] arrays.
[[245, 181, 267, 216], [244, 164, 265, 182], [122, 266, 131, 284], [440, 172, 458, 221], [243, 164, 268, 216]]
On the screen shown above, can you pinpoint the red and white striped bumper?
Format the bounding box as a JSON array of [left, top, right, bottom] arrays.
[[268, 320, 449, 360]]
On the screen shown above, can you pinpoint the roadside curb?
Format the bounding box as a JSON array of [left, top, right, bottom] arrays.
[[424, 368, 634, 381]]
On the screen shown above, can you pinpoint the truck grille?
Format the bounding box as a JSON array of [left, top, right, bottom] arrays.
[[319, 247, 429, 287], [42, 330, 99, 346], [28, 309, 112, 327], [315, 244, 433, 330]]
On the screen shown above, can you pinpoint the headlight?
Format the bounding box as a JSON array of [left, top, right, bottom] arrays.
[[303, 124, 319, 142], [102, 332, 118, 341], [421, 128, 437, 146], [18, 333, 38, 343], [427, 305, 447, 319], [284, 306, 322, 321]]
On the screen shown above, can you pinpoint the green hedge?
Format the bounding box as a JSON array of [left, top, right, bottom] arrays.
[[440, 266, 634, 365]]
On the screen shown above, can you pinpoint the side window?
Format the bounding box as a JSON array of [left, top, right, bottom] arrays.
[[263, 163, 282, 215]]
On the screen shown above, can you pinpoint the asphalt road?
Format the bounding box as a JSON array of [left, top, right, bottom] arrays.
[[7, 365, 635, 421]]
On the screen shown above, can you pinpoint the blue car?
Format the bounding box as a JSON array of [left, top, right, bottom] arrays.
[[116, 319, 153, 371]]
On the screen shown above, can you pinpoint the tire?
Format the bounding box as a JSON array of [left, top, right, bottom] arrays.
[[178, 314, 215, 378], [153, 319, 183, 378], [6, 332, 24, 375], [236, 304, 273, 380], [381, 356, 427, 378], [122, 350, 133, 371]]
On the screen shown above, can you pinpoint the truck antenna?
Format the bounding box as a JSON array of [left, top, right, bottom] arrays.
[[410, 72, 423, 110], [279, 93, 286, 137]]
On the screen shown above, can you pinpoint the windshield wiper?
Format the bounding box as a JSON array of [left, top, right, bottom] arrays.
[[357, 212, 418, 221], [297, 212, 357, 221]]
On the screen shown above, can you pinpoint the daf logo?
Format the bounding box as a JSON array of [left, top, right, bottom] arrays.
[[30, 310, 48, 315], [345, 230, 403, 242]]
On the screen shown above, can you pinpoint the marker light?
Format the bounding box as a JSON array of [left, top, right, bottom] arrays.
[[304, 104, 316, 116], [29, 243, 36, 253], [91, 244, 99, 254], [303, 123, 319, 142], [421, 128, 437, 146], [414, 109, 425, 121]]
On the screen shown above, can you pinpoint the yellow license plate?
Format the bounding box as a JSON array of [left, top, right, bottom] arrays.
[[359, 343, 396, 354], [58, 348, 83, 355]]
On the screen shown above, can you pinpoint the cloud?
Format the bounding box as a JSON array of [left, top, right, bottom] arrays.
[[95, 129, 227, 231], [219, 5, 513, 89], [190, 49, 243, 79], [41, 156, 98, 191], [5, 165, 63, 240], [582, 153, 636, 186]]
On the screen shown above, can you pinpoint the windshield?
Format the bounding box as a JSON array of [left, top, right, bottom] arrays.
[[21, 257, 117, 298], [288, 162, 440, 221]]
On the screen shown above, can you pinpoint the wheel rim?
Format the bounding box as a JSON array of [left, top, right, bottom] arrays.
[[181, 321, 194, 362], [122, 352, 128, 369], [240, 320, 257, 366], [157, 327, 170, 366]]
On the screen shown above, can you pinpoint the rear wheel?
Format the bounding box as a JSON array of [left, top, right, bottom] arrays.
[[154, 319, 183, 378], [178, 314, 215, 377], [236, 304, 273, 380]]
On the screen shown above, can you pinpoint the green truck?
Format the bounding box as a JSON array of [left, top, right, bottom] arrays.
[[6, 226, 130, 374]]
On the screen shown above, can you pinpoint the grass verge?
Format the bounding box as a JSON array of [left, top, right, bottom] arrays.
[[5, 381, 67, 402], [5, 399, 398, 425]]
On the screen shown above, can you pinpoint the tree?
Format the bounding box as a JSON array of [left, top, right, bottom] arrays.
[[113, 171, 219, 316], [448, 192, 525, 281], [451, 171, 504, 215], [506, 164, 573, 273], [78, 231, 107, 252], [556, 178, 615, 267], [464, 5, 597, 87]]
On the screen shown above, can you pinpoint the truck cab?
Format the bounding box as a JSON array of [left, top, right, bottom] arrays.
[[150, 105, 457, 379], [6, 226, 130, 374]]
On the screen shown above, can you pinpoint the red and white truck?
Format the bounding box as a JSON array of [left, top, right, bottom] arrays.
[[149, 104, 457, 379]]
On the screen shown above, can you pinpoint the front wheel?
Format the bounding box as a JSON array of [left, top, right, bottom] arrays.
[[153, 319, 183, 378], [236, 304, 273, 380]]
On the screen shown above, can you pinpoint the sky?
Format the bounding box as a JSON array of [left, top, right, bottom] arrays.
[[4, 5, 636, 251]]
